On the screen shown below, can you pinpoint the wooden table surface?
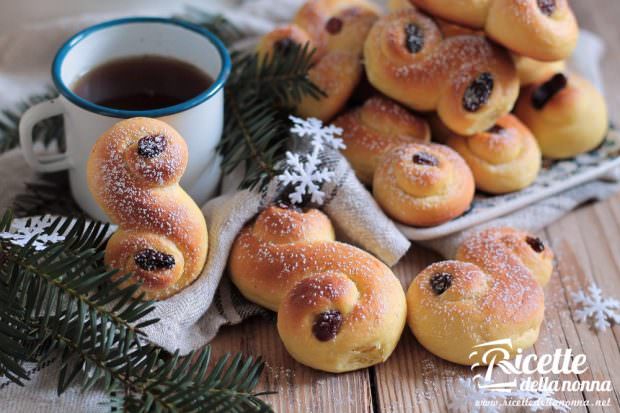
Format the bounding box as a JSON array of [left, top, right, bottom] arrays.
[[210, 2, 620, 412]]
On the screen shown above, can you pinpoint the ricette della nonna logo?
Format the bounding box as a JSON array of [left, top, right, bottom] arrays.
[[467, 338, 613, 409]]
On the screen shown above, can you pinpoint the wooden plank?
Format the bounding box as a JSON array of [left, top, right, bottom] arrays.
[[371, 247, 465, 413], [209, 312, 374, 413]]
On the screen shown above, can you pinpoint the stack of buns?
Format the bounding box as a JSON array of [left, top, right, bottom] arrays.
[[229, 0, 602, 370], [259, 0, 610, 228]]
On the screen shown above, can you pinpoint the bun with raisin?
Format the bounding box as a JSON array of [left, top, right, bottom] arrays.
[[333, 95, 431, 184], [446, 114, 541, 194], [409, 0, 578, 61], [373, 142, 475, 227], [407, 227, 553, 365], [364, 9, 519, 135], [515, 73, 609, 159], [86, 118, 208, 300], [229, 205, 407, 373], [258, 0, 380, 121]]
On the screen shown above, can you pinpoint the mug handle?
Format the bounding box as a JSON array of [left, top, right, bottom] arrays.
[[19, 98, 72, 172]]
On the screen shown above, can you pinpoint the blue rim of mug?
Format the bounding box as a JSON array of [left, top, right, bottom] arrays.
[[51, 17, 231, 118]]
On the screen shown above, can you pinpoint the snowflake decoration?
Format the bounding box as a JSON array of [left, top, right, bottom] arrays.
[[0, 216, 65, 251], [288, 115, 345, 150], [448, 378, 569, 413], [572, 283, 620, 332], [278, 148, 334, 205]]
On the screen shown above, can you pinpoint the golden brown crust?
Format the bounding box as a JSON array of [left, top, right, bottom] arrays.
[[513, 54, 566, 86], [446, 114, 542, 194], [515, 73, 609, 159], [333, 96, 431, 184], [364, 9, 519, 135], [373, 142, 475, 227], [387, 0, 415, 10], [229, 205, 407, 372], [257, 0, 380, 121], [86, 118, 208, 300], [410, 0, 578, 61], [407, 227, 552, 365]]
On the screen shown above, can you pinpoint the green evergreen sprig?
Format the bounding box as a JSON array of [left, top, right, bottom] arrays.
[[190, 10, 325, 190], [219, 45, 324, 190], [0, 211, 273, 412], [0, 11, 319, 409]]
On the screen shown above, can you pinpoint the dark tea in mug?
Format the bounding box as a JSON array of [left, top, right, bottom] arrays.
[[71, 55, 213, 111]]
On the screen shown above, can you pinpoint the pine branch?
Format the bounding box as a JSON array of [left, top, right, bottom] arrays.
[[0, 87, 64, 154], [231, 44, 324, 106], [0, 211, 273, 412], [217, 43, 325, 190], [12, 172, 83, 218]]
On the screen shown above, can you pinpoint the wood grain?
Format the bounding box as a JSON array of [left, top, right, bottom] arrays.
[[209, 1, 620, 411]]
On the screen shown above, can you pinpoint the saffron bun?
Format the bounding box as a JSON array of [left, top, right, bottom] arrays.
[[514, 73, 609, 159], [86, 118, 208, 300], [364, 9, 519, 135], [333, 95, 431, 184], [257, 0, 380, 121], [407, 227, 553, 365], [409, 0, 578, 61], [513, 54, 566, 86], [373, 142, 475, 227], [387, 0, 415, 10], [229, 205, 407, 373], [446, 114, 542, 194]]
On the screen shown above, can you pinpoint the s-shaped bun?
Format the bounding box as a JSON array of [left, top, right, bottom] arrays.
[[87, 118, 208, 300], [257, 0, 380, 121], [373, 142, 475, 227], [407, 227, 553, 365], [515, 73, 609, 159], [364, 9, 519, 135], [229, 205, 407, 372], [446, 114, 541, 194], [333, 95, 431, 184], [409, 0, 578, 61]]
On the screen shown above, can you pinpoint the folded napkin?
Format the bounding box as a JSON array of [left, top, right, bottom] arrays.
[[144, 142, 410, 353]]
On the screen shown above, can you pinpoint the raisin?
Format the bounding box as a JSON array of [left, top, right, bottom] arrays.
[[325, 17, 343, 34], [137, 135, 167, 158], [312, 310, 343, 341], [487, 125, 505, 135], [412, 151, 439, 166], [134, 249, 175, 271], [537, 0, 556, 16], [463, 72, 494, 112], [526, 236, 545, 253], [430, 272, 452, 295], [404, 23, 425, 53], [531, 73, 567, 110], [274, 38, 295, 55]]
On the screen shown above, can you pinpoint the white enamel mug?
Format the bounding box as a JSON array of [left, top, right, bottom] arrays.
[[19, 17, 231, 222]]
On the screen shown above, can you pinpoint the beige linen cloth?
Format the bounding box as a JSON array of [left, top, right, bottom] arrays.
[[0, 0, 618, 411]]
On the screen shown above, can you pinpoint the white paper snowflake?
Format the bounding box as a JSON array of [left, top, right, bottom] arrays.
[[278, 148, 334, 205], [0, 216, 65, 251], [572, 283, 620, 332], [448, 378, 569, 413], [288, 115, 345, 150]]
